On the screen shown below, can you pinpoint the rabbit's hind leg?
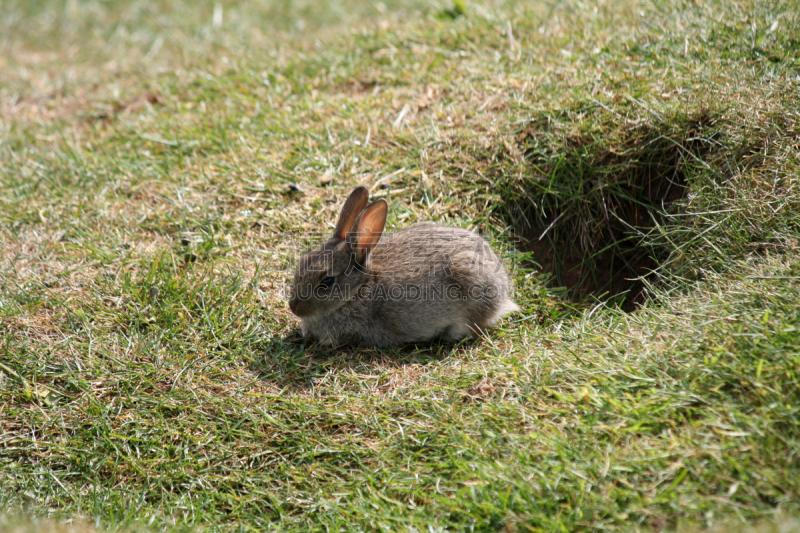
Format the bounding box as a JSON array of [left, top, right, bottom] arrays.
[[441, 322, 476, 343]]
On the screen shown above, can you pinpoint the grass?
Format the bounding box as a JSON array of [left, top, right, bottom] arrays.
[[1, 0, 800, 531]]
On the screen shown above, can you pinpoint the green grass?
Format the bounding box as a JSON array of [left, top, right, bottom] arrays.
[[2, 0, 800, 531]]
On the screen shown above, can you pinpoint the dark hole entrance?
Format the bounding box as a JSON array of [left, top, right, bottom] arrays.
[[505, 110, 720, 311]]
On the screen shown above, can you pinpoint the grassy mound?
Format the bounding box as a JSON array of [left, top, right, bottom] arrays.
[[1, 0, 799, 531]]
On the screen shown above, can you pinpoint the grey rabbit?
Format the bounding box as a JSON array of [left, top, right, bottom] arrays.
[[288, 186, 519, 347]]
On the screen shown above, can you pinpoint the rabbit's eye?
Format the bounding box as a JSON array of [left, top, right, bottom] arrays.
[[319, 276, 335, 289]]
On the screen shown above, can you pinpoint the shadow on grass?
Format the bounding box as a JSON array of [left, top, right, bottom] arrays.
[[247, 330, 470, 391]]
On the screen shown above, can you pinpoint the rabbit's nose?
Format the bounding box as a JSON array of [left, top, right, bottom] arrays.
[[289, 297, 312, 317]]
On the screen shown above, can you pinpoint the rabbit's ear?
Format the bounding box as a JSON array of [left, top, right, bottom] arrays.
[[353, 199, 387, 257], [333, 186, 370, 240]]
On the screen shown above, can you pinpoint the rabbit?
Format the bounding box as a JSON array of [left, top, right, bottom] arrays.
[[288, 186, 519, 348]]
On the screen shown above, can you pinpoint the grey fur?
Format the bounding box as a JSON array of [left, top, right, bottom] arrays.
[[289, 186, 519, 347]]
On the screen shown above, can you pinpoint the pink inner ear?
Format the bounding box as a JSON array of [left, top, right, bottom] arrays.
[[334, 187, 369, 240], [357, 227, 380, 252], [356, 201, 387, 254]]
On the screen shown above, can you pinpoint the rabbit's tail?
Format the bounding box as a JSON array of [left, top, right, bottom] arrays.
[[483, 298, 520, 328]]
